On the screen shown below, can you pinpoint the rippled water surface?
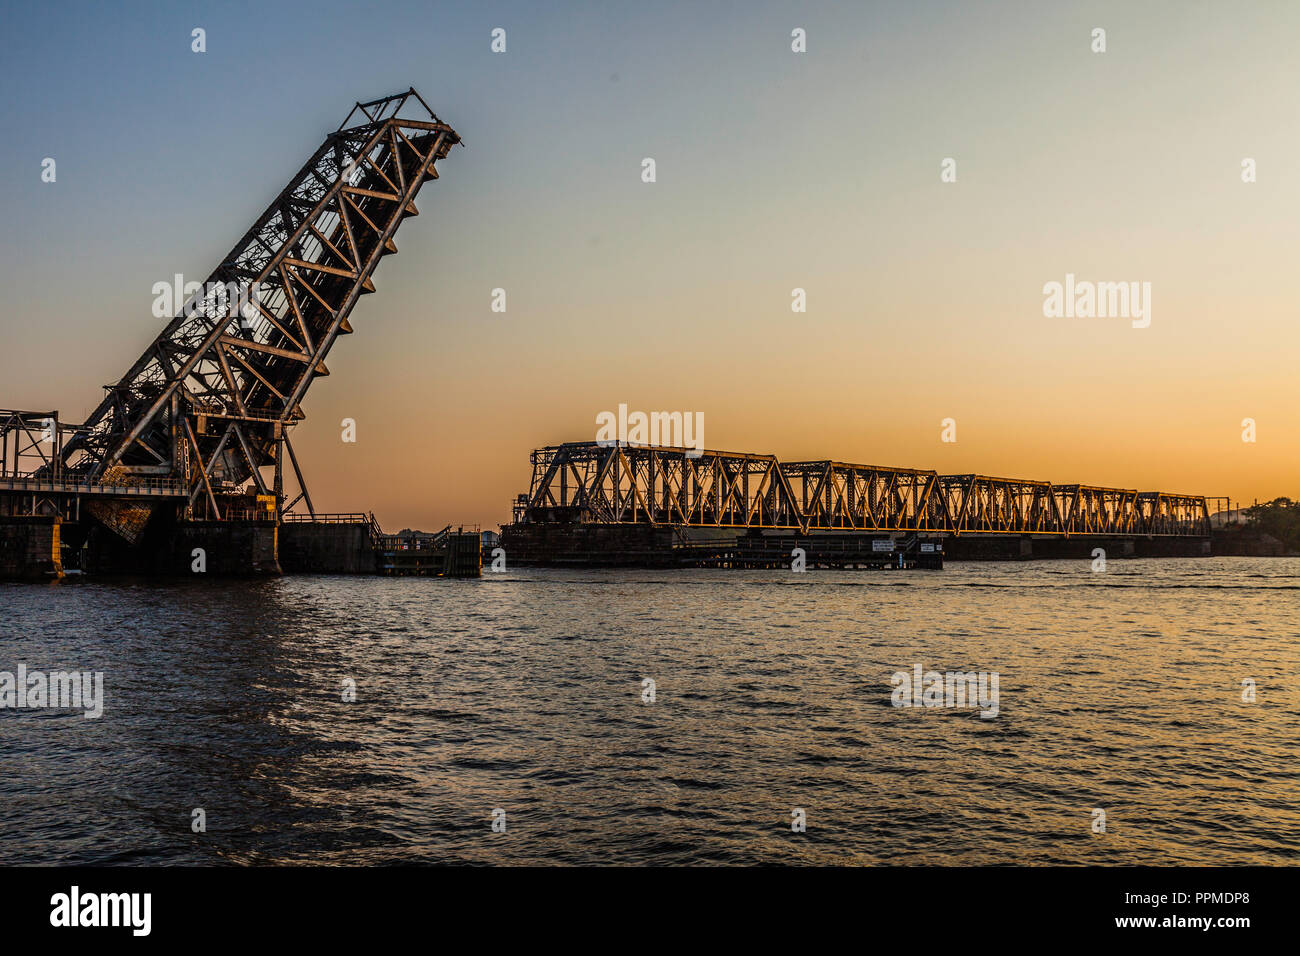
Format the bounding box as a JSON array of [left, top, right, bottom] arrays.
[[2, 558, 1297, 865]]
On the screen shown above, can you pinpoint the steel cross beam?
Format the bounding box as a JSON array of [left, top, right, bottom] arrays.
[[56, 89, 460, 514]]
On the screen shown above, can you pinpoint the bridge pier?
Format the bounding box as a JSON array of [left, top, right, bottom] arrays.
[[0, 515, 63, 580], [939, 536, 1036, 560], [942, 535, 1209, 560], [501, 523, 676, 566], [278, 515, 483, 576], [279, 518, 378, 573], [1132, 536, 1211, 558], [84, 518, 281, 576]]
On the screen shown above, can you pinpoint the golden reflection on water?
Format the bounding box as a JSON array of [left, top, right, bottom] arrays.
[[1, 558, 1297, 864]]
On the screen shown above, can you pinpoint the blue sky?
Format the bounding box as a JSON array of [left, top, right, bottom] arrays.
[[2, 1, 1296, 526]]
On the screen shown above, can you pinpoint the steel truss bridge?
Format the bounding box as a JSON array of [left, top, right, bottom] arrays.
[[515, 442, 1211, 537], [1, 90, 459, 535]]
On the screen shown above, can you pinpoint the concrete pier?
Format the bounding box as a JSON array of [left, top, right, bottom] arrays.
[[942, 535, 1210, 560], [279, 519, 378, 573], [0, 515, 63, 580], [3, 509, 483, 580], [85, 519, 281, 576], [501, 523, 676, 566], [500, 525, 945, 568], [500, 522, 1213, 568]]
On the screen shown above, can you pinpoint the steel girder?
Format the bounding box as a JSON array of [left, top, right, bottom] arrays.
[[782, 460, 939, 532], [937, 475, 1059, 535], [524, 443, 804, 529], [55, 89, 459, 515], [1137, 492, 1212, 536], [518, 442, 1211, 537]]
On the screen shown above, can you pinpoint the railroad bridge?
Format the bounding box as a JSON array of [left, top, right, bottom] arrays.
[[502, 442, 1211, 567]]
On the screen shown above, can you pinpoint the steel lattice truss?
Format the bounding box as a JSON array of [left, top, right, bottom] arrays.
[[519, 443, 1211, 537], [56, 90, 459, 518]]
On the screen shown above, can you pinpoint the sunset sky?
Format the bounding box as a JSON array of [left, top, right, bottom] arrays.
[[1, 0, 1296, 530]]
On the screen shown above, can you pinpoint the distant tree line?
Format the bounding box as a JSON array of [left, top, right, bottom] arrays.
[[1243, 498, 1300, 550]]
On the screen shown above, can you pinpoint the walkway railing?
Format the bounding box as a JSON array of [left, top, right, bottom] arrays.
[[282, 511, 383, 538], [0, 473, 187, 497]]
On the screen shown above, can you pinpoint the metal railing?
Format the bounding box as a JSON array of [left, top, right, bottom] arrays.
[[375, 525, 480, 552], [281, 511, 383, 538], [282, 512, 374, 524], [0, 473, 187, 497]]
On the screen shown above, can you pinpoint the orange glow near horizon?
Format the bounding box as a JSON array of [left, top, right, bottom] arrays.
[[2, 2, 1297, 531]]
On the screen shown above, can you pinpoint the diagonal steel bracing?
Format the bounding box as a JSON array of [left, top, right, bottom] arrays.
[[517, 442, 1211, 537], [54, 89, 460, 518]]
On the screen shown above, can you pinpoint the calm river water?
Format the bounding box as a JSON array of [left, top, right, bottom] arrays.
[[2, 558, 1296, 864]]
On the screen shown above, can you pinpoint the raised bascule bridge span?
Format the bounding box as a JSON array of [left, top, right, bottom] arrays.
[[501, 442, 1212, 568], [0, 90, 480, 578]]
